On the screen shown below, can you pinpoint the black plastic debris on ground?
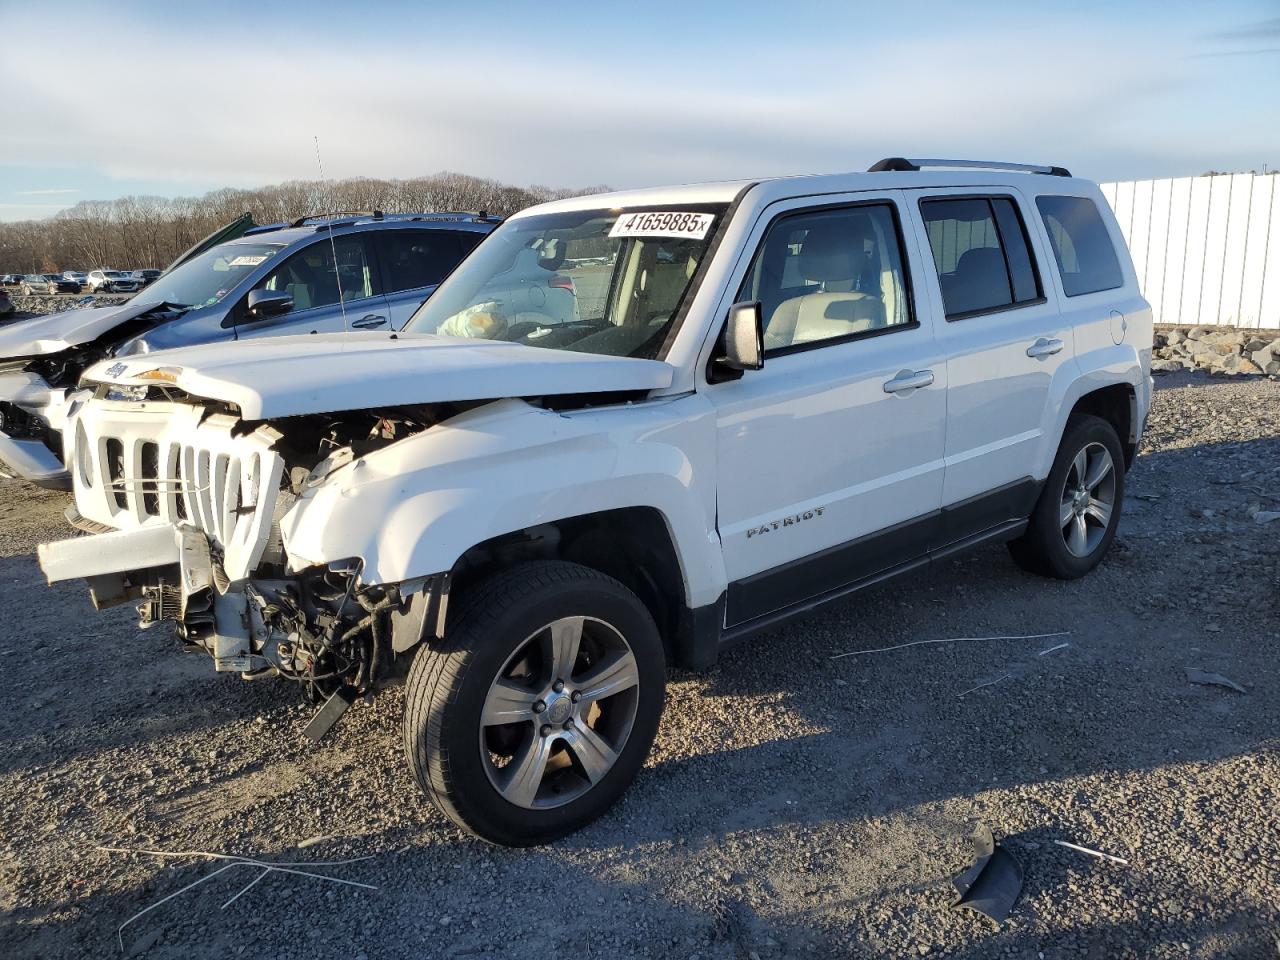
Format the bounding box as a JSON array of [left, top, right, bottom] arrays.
[[951, 823, 1023, 925]]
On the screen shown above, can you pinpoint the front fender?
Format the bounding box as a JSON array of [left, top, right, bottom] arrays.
[[278, 396, 726, 608]]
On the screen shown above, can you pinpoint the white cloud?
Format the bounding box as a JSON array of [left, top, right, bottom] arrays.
[[14, 188, 79, 196]]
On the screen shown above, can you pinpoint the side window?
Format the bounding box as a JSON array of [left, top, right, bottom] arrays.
[[920, 196, 1042, 319], [1035, 195, 1124, 297], [379, 231, 465, 293], [257, 235, 378, 312], [737, 203, 913, 353]]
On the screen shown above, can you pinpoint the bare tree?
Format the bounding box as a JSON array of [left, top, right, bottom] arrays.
[[0, 172, 606, 273]]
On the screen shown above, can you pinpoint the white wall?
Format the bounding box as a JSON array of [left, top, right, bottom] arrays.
[[1100, 173, 1280, 329]]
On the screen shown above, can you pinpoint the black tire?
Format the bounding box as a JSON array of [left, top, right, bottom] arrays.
[[403, 560, 666, 846], [1008, 414, 1125, 579]]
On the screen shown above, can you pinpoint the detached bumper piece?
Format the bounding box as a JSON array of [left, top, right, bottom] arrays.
[[38, 524, 255, 672], [38, 524, 183, 584], [0, 426, 69, 489]]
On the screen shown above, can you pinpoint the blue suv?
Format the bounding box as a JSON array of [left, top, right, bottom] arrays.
[[0, 211, 498, 487]]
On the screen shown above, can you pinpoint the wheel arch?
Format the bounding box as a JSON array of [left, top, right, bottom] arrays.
[[438, 506, 717, 670], [1067, 382, 1136, 467]]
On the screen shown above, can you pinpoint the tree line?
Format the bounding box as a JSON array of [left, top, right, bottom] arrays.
[[0, 172, 606, 274]]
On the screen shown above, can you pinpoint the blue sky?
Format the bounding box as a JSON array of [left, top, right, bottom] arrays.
[[0, 0, 1276, 221]]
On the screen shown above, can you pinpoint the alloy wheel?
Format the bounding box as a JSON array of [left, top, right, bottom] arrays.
[[1058, 441, 1116, 557], [479, 616, 640, 810]]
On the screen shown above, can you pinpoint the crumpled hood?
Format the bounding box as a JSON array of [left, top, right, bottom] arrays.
[[81, 331, 676, 419], [0, 300, 148, 357]]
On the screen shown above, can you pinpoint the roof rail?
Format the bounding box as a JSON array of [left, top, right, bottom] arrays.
[[869, 158, 1072, 178], [285, 210, 503, 232], [290, 210, 385, 228], [381, 211, 504, 223]]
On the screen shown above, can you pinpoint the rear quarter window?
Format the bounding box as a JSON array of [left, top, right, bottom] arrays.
[[1035, 196, 1124, 297]]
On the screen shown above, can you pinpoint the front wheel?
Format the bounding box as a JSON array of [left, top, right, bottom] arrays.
[[1008, 414, 1125, 579], [403, 561, 666, 846]]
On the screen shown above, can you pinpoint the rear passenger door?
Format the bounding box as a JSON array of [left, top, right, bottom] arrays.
[[375, 229, 484, 329], [907, 189, 1071, 541]]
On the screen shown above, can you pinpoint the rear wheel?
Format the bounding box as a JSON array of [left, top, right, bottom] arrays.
[[403, 561, 666, 846], [1008, 414, 1125, 579]]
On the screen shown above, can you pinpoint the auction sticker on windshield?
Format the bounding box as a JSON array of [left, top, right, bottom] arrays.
[[610, 212, 715, 240]]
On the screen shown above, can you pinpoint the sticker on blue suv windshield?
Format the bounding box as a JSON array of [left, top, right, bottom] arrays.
[[228, 255, 269, 267], [609, 212, 715, 240]]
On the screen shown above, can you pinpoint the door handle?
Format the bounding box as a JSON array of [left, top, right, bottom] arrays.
[[351, 314, 387, 330], [882, 369, 935, 394], [1026, 337, 1065, 359]]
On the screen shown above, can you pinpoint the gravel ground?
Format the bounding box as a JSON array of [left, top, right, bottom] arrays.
[[1, 371, 1278, 960]]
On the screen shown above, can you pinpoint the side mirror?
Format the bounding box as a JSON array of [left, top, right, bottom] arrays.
[[716, 301, 764, 372], [246, 288, 294, 320]]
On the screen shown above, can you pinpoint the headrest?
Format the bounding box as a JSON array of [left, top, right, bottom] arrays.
[[798, 218, 873, 283]]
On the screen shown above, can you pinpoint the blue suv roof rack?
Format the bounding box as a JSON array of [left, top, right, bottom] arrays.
[[290, 210, 385, 228]]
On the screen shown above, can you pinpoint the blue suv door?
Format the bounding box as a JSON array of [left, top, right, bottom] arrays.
[[375, 229, 485, 329], [236, 234, 391, 338]]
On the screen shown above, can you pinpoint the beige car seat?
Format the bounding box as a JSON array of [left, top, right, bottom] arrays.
[[764, 220, 886, 349]]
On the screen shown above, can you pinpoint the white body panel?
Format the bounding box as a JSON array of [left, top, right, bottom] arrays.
[[711, 332, 947, 582], [278, 397, 726, 608]]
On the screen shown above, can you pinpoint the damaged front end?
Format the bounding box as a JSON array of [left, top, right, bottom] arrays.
[[0, 302, 191, 487], [38, 389, 460, 735], [0, 355, 83, 488]]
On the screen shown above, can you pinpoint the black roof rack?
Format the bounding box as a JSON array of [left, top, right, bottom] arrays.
[[869, 157, 1072, 178], [280, 210, 503, 232], [379, 211, 504, 224], [290, 210, 385, 228]]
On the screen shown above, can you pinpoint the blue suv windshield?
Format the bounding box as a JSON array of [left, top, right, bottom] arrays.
[[134, 242, 285, 309]]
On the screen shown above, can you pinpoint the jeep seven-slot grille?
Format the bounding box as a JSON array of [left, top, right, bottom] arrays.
[[71, 406, 286, 582]]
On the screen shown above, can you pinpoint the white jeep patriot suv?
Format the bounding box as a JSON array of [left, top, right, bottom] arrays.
[[38, 159, 1152, 845]]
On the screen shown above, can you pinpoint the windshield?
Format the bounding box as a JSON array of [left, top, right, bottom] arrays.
[[404, 205, 726, 359], [133, 242, 284, 309]]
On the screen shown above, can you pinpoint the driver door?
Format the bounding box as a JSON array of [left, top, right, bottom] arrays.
[[708, 192, 947, 627], [236, 235, 390, 338]]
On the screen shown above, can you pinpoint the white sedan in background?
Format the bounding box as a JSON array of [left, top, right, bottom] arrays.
[[87, 270, 141, 293]]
